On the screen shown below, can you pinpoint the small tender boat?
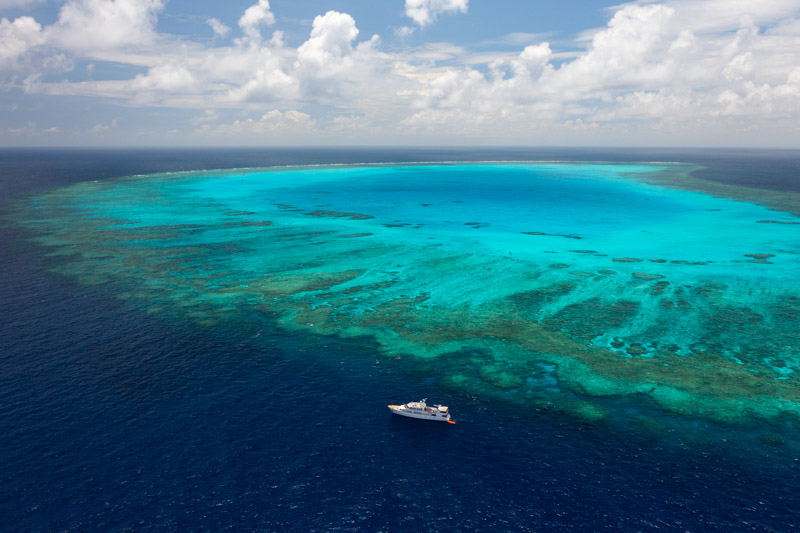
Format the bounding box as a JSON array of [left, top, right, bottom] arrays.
[[388, 399, 455, 424]]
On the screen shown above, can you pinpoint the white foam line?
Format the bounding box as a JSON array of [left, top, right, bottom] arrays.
[[114, 160, 688, 182]]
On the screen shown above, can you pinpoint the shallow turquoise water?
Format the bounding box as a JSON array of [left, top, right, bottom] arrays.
[[21, 162, 800, 422]]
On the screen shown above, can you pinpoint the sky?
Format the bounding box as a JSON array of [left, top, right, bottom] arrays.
[[1, 0, 799, 147]]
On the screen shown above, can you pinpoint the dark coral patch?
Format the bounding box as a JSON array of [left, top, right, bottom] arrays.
[[651, 281, 670, 295], [745, 253, 775, 264], [221, 220, 272, 227], [510, 282, 578, 313], [306, 210, 374, 220], [135, 224, 205, 231], [522, 231, 581, 239], [632, 272, 665, 281], [338, 233, 373, 238], [342, 285, 363, 294], [760, 434, 787, 445], [626, 343, 649, 356], [670, 260, 708, 265], [693, 282, 727, 298], [543, 298, 640, 341]]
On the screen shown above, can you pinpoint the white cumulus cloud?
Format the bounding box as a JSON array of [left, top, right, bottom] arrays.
[[2, 0, 799, 146], [207, 18, 230, 39], [198, 109, 312, 136], [398, 0, 800, 144], [0, 15, 43, 68], [132, 64, 197, 93], [238, 0, 274, 43], [47, 0, 165, 52], [405, 0, 468, 27], [291, 11, 380, 101], [90, 118, 116, 133], [296, 11, 359, 76]]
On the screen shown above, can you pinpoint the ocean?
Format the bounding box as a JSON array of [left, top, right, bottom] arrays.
[[2, 147, 800, 531]]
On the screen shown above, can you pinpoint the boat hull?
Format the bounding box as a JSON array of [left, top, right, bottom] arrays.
[[388, 404, 451, 422]]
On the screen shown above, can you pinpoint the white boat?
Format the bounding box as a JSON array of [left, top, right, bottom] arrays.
[[388, 399, 455, 423]]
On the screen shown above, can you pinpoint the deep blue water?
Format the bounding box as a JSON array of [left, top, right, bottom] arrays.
[[2, 148, 800, 532]]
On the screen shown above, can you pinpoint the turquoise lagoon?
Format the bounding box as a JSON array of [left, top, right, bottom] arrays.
[[21, 162, 800, 423]]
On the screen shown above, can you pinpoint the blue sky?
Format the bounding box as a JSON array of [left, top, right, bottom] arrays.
[[1, 0, 799, 147]]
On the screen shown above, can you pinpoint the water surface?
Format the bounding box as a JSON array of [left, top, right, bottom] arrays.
[[3, 148, 800, 531]]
